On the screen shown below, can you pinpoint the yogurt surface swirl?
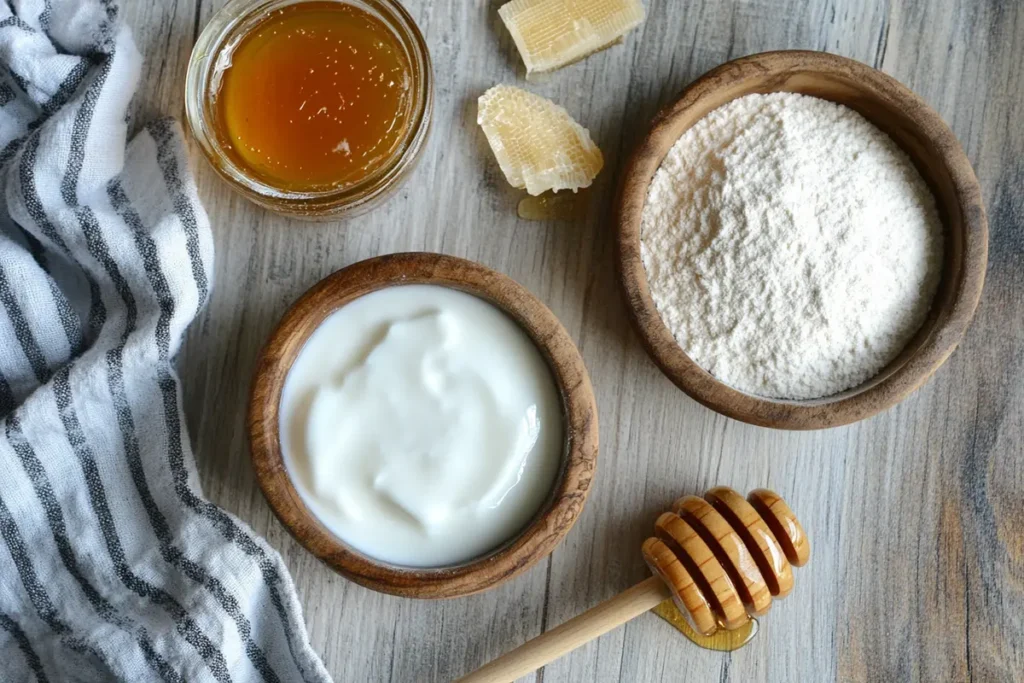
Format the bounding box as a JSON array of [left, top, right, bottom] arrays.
[[280, 284, 564, 567]]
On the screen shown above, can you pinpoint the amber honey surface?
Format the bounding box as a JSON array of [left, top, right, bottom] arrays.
[[215, 1, 412, 192], [652, 599, 758, 652]]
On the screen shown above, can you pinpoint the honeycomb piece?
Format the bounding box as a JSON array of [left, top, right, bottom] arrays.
[[498, 0, 645, 74], [477, 85, 604, 196]]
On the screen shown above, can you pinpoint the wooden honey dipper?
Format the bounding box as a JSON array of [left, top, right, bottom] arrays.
[[459, 487, 809, 682]]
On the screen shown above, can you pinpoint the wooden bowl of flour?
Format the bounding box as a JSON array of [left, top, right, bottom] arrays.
[[615, 51, 988, 430]]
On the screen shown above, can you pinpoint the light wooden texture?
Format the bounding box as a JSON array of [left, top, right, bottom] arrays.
[[673, 495, 774, 618], [646, 487, 808, 636], [747, 489, 811, 568], [616, 50, 988, 430], [123, 0, 1024, 680], [248, 253, 599, 599], [459, 577, 670, 683]]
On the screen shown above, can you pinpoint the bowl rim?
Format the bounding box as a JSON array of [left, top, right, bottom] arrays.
[[248, 252, 599, 598], [615, 50, 988, 430]]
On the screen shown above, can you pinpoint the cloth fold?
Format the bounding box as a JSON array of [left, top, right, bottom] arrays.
[[0, 1, 330, 681]]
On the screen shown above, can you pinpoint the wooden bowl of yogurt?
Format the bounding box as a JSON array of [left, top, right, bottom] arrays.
[[616, 50, 988, 430], [248, 253, 598, 598]]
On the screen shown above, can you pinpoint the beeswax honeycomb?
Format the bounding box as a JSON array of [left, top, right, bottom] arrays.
[[498, 0, 645, 74], [477, 85, 604, 196]]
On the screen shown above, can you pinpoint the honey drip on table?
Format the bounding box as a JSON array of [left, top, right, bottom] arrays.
[[214, 1, 412, 192], [652, 600, 758, 652], [517, 191, 589, 221]]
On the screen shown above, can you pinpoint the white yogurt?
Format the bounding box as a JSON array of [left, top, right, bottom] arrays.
[[279, 284, 564, 567]]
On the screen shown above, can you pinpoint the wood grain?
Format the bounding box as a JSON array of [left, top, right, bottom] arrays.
[[121, 0, 1024, 680], [616, 50, 988, 430], [248, 253, 599, 598]]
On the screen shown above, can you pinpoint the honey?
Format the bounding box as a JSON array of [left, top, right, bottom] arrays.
[[214, 2, 414, 193], [652, 599, 759, 652], [517, 190, 589, 221]]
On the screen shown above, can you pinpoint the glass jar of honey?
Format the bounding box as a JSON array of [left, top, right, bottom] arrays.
[[186, 0, 432, 218]]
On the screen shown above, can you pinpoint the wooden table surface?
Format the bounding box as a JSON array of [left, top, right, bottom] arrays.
[[123, 0, 1024, 680]]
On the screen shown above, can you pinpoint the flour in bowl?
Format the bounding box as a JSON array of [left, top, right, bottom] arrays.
[[640, 93, 944, 400]]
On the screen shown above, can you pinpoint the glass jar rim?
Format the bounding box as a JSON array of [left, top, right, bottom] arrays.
[[185, 0, 433, 214]]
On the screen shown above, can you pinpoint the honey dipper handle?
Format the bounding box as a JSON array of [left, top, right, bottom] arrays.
[[457, 576, 671, 683]]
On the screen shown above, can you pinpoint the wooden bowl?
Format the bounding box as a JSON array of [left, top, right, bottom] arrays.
[[616, 50, 988, 430], [248, 253, 599, 598]]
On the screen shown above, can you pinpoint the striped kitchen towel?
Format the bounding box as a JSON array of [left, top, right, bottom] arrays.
[[0, 1, 331, 681]]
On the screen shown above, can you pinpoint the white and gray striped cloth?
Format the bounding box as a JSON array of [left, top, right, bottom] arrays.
[[0, 1, 331, 681]]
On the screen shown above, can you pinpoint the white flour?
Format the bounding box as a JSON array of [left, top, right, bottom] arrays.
[[640, 93, 944, 400]]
